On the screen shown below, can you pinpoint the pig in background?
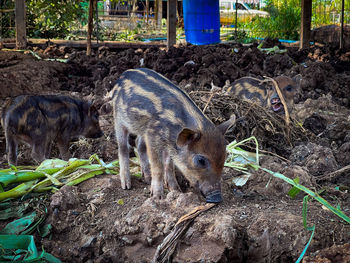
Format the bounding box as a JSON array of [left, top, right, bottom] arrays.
[[112, 68, 236, 203], [227, 75, 302, 114], [1, 95, 103, 165]]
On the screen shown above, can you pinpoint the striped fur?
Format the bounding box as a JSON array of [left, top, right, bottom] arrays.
[[228, 75, 301, 113], [2, 95, 103, 165], [113, 68, 235, 203]]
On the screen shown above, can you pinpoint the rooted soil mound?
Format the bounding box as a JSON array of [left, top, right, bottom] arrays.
[[0, 42, 349, 262]]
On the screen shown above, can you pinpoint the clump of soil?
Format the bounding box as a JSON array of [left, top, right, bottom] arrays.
[[0, 41, 349, 262]]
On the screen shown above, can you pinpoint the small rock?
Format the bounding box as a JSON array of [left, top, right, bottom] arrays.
[[121, 236, 134, 245], [81, 236, 97, 248]]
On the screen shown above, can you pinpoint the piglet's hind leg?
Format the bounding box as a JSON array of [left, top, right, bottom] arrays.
[[116, 125, 131, 190]]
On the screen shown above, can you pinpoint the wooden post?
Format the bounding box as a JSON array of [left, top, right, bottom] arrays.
[[95, 0, 99, 44], [156, 0, 162, 28], [340, 0, 344, 50], [87, 0, 94, 56], [167, 0, 177, 48], [300, 0, 312, 49], [146, 0, 150, 23], [235, 0, 238, 36], [155, 0, 159, 28], [159, 0, 163, 27], [15, 0, 26, 49]]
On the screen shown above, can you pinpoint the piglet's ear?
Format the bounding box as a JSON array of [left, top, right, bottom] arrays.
[[293, 74, 302, 86], [217, 114, 236, 135], [176, 128, 201, 147], [88, 104, 97, 116]]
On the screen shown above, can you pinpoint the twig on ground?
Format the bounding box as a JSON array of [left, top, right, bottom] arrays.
[[152, 203, 216, 263], [316, 165, 350, 181]]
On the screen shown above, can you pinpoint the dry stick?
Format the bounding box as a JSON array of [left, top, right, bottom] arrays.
[[203, 92, 216, 113], [316, 164, 350, 181], [238, 76, 266, 83], [263, 76, 291, 145], [263, 76, 290, 127], [244, 144, 291, 163], [152, 203, 216, 263], [203, 83, 222, 114]]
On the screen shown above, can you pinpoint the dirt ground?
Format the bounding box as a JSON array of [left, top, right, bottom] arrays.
[[0, 40, 349, 262]]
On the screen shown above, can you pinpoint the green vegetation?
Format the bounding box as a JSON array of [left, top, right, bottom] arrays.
[[235, 0, 349, 41], [1, 0, 348, 42], [26, 0, 86, 39], [312, 0, 350, 27], [223, 29, 257, 44], [242, 0, 301, 40], [0, 1, 15, 38], [0, 155, 122, 201]]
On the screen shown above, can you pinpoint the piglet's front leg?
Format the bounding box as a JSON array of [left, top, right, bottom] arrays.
[[145, 133, 164, 199], [163, 151, 180, 192]]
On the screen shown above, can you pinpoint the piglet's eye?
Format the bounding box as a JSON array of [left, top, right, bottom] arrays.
[[193, 155, 209, 169], [285, 85, 293, 92]]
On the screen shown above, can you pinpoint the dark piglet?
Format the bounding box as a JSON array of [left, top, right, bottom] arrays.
[[227, 75, 302, 113], [113, 68, 235, 203], [1, 95, 103, 165]]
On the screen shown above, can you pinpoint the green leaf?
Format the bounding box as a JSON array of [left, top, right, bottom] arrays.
[[0, 211, 38, 235], [288, 177, 301, 198], [295, 224, 315, 263], [117, 199, 124, 205], [38, 224, 52, 238], [133, 172, 142, 178], [0, 203, 28, 220], [262, 168, 350, 224], [0, 235, 61, 262], [0, 181, 38, 202], [295, 195, 316, 263], [66, 169, 105, 186]]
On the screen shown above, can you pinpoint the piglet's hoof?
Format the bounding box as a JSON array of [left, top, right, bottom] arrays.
[[121, 180, 131, 190], [143, 173, 152, 185], [151, 185, 164, 200]]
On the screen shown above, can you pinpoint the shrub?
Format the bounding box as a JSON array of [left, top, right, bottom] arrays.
[[242, 0, 301, 40], [26, 0, 86, 39]]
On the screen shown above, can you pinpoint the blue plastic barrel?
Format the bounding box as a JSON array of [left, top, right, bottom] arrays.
[[183, 0, 220, 45]]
